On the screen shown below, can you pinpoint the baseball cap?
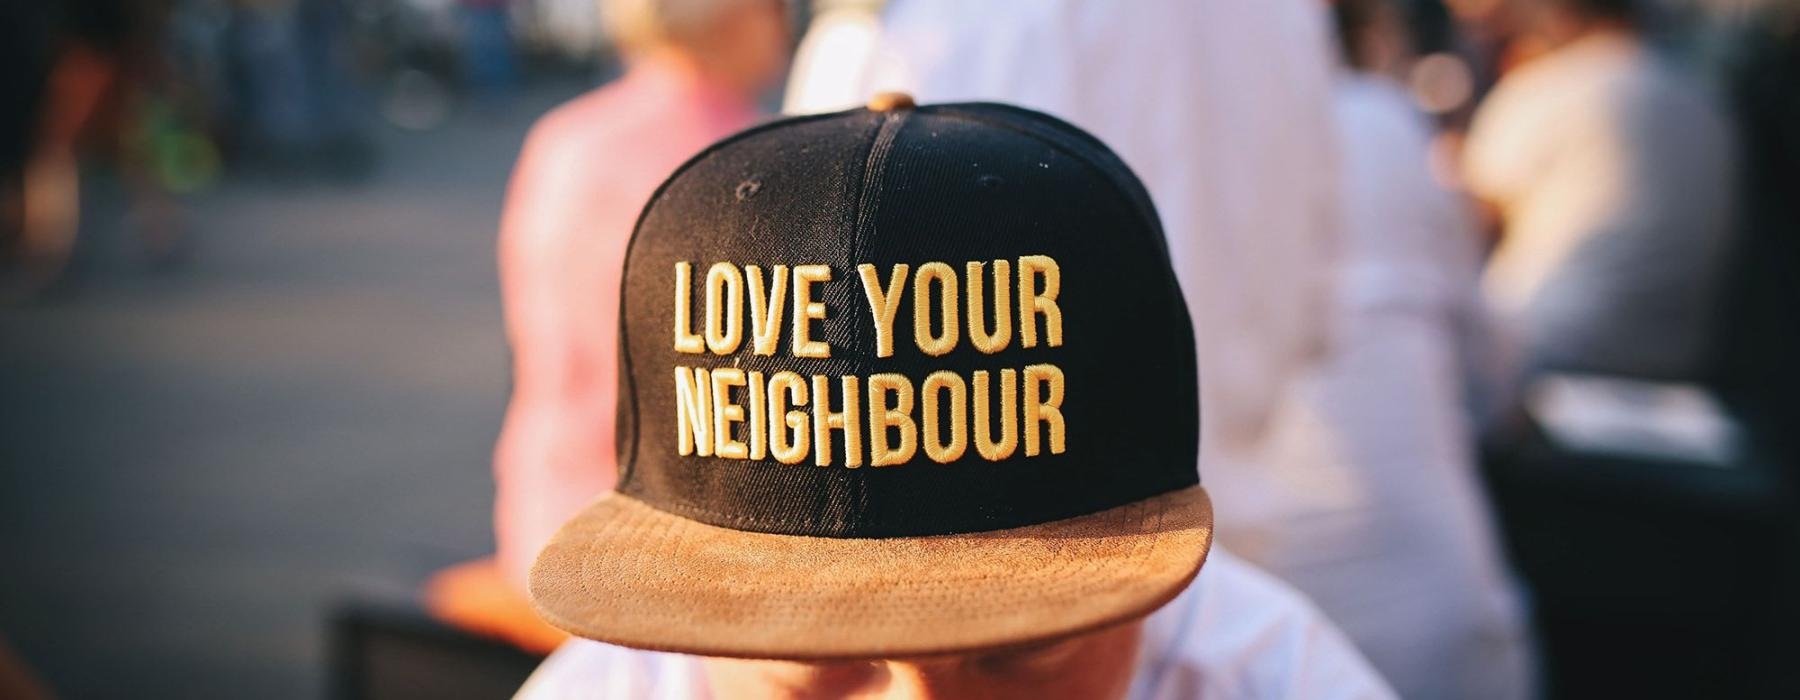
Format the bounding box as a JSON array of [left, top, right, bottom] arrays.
[[529, 94, 1212, 660]]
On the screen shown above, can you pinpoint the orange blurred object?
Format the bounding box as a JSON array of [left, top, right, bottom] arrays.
[[424, 558, 569, 655]]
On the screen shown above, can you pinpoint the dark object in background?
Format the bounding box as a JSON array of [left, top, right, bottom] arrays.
[[1715, 5, 1800, 473], [0, 0, 51, 259], [458, 0, 518, 105], [0, 0, 133, 241], [1483, 425, 1798, 698], [0, 634, 52, 700], [221, 0, 375, 178], [0, 0, 142, 296], [0, 2, 57, 186], [331, 601, 545, 700]]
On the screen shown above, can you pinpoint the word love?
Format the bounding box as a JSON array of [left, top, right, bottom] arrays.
[[672, 256, 1064, 358]]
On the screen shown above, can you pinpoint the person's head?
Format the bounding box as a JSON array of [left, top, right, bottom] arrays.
[[602, 0, 791, 97], [1334, 0, 1413, 77], [528, 98, 1212, 698], [1512, 0, 1641, 47], [700, 620, 1146, 700]]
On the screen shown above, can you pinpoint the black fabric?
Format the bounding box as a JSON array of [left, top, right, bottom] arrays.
[[616, 103, 1200, 538]]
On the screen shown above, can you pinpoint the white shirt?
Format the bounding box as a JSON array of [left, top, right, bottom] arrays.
[[1463, 33, 1737, 378], [513, 549, 1397, 700], [785, 0, 1341, 469], [1221, 74, 1536, 700], [780, 7, 1537, 696]]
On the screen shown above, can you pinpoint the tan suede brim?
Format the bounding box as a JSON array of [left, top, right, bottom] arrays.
[[528, 485, 1213, 660]]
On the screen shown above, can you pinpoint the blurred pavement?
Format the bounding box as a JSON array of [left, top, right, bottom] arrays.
[[0, 84, 587, 698]]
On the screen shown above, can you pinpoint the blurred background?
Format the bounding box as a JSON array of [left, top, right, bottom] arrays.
[[1, 0, 1797, 698]]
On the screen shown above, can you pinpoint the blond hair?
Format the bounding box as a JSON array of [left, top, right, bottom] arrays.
[[602, 0, 763, 53]]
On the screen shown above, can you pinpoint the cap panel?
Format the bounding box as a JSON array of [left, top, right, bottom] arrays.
[[618, 110, 885, 534], [925, 103, 1173, 262], [615, 104, 1197, 539], [848, 112, 1199, 534]]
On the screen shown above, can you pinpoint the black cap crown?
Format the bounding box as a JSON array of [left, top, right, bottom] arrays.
[[616, 101, 1198, 538]]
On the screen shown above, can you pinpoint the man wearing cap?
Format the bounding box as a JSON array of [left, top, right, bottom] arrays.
[[514, 97, 1396, 699]]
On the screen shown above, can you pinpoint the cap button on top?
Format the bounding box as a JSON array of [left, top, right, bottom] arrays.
[[867, 92, 917, 112]]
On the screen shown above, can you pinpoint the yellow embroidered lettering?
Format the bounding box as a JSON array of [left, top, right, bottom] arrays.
[[746, 265, 788, 356], [1017, 255, 1063, 348], [866, 373, 917, 466], [673, 366, 713, 456], [913, 262, 960, 356], [792, 265, 832, 358], [672, 263, 705, 354], [812, 375, 863, 467], [703, 262, 744, 355], [965, 260, 1012, 354], [670, 257, 1071, 467], [920, 370, 968, 463], [973, 369, 1019, 461], [747, 371, 767, 460], [767, 371, 810, 465], [857, 263, 910, 358], [1023, 364, 1067, 456], [710, 368, 749, 458]]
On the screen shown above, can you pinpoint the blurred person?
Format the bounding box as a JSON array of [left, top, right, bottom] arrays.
[[780, 2, 1537, 696], [1233, 0, 1538, 696], [1336, 0, 1416, 79], [1, 1, 76, 293], [784, 1, 1340, 479], [460, 0, 519, 105], [517, 97, 1394, 700], [295, 0, 372, 175], [1462, 0, 1738, 382], [780, 0, 885, 114], [225, 0, 313, 160], [0, 0, 137, 299], [224, 0, 365, 173], [490, 0, 789, 595]]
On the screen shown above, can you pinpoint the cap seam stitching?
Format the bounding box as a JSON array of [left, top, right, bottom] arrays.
[[833, 109, 906, 532], [852, 112, 906, 361]]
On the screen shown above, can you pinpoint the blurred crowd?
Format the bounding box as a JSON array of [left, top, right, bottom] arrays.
[[0, 0, 616, 300], [4, 0, 1799, 696]]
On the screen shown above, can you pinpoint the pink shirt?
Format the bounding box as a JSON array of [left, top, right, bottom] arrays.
[[494, 64, 759, 588]]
